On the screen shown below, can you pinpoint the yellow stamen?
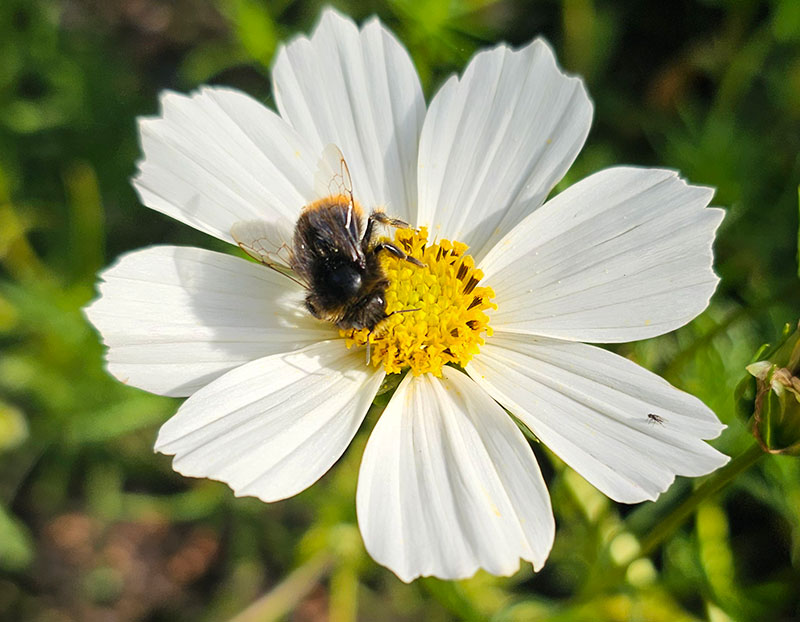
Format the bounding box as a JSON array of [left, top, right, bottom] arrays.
[[342, 227, 496, 376]]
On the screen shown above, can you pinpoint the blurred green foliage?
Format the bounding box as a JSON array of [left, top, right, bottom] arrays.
[[1, 0, 799, 620]]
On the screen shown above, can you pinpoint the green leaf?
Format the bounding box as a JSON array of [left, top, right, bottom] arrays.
[[0, 503, 34, 572], [65, 393, 174, 444], [227, 0, 277, 66], [0, 400, 27, 452]]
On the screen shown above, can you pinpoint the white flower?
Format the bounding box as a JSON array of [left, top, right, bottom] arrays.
[[85, 9, 729, 582]]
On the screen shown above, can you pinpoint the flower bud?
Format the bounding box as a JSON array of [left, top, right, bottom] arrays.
[[746, 322, 800, 455]]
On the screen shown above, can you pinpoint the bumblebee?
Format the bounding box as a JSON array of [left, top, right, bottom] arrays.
[[232, 145, 422, 344]]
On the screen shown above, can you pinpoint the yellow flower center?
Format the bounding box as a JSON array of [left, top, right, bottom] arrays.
[[342, 227, 496, 376]]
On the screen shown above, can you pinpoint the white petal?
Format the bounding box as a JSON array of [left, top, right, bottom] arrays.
[[134, 86, 319, 243], [272, 8, 425, 223], [416, 39, 592, 261], [467, 333, 729, 504], [481, 167, 724, 342], [357, 368, 554, 582], [156, 340, 383, 502], [84, 246, 334, 397]]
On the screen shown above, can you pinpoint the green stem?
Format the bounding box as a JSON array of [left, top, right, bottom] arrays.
[[637, 442, 763, 557], [227, 552, 334, 622], [420, 578, 484, 622], [577, 442, 763, 603], [329, 563, 359, 622]]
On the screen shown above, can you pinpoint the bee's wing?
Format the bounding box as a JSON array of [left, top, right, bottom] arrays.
[[230, 220, 307, 288], [313, 143, 361, 247], [314, 143, 353, 202]]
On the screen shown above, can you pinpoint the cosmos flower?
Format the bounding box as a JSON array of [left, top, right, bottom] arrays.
[[85, 8, 729, 582]]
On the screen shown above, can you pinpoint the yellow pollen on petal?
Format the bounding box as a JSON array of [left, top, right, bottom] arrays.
[[341, 227, 496, 376]]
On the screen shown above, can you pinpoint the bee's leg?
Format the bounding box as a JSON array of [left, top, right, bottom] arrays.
[[365, 331, 372, 365], [386, 307, 420, 319], [362, 210, 411, 246], [362, 213, 377, 245], [374, 242, 426, 267], [369, 210, 411, 229]]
